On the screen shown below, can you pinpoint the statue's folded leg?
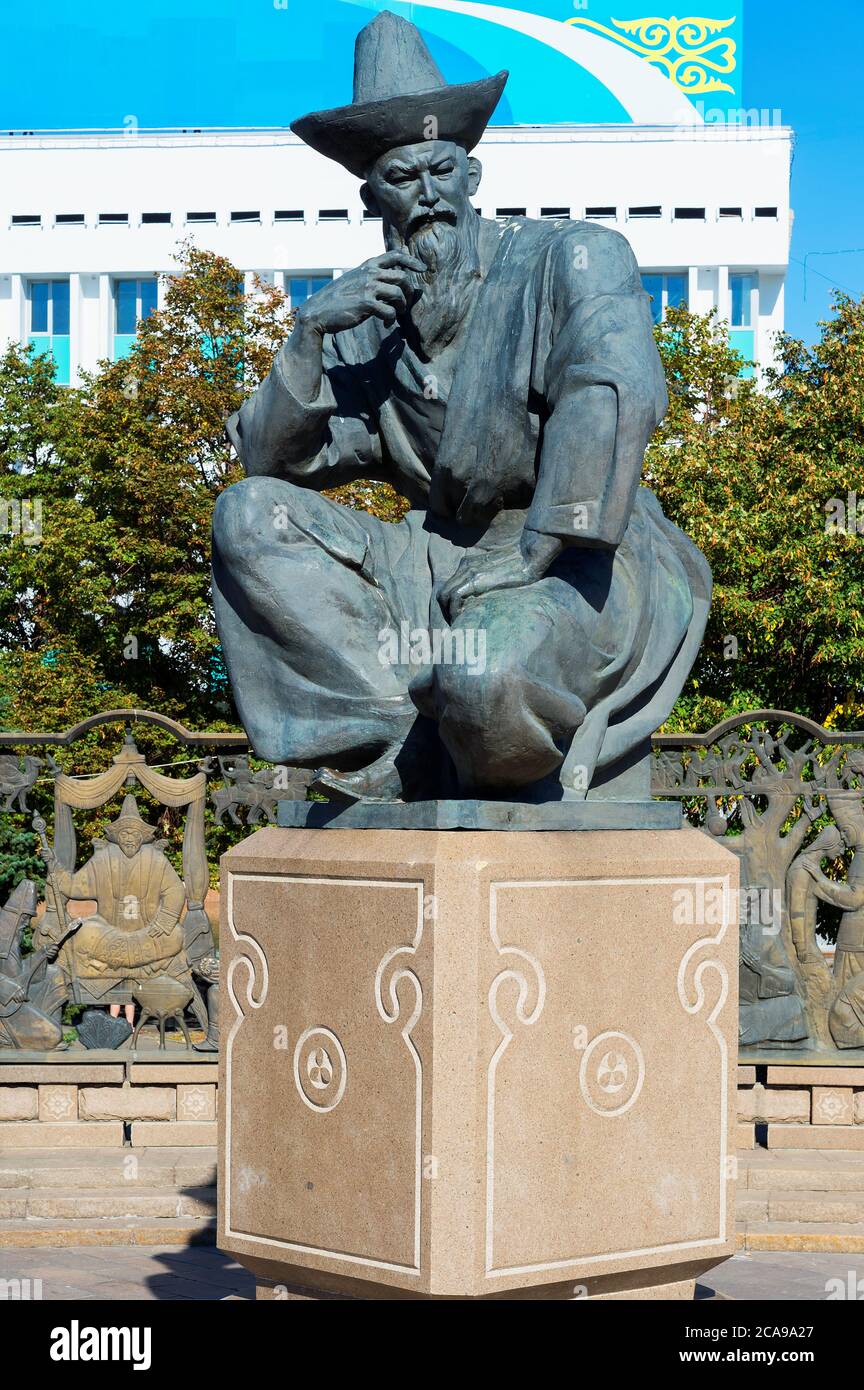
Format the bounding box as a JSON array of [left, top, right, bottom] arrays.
[[431, 582, 594, 792], [213, 477, 431, 764]]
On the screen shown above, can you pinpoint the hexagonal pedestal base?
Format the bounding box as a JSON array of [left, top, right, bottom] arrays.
[[218, 826, 738, 1300]]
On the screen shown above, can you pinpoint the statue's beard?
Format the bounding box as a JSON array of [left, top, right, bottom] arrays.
[[386, 209, 481, 355]]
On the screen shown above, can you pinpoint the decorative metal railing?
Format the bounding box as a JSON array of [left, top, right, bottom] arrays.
[[1, 708, 863, 1059]]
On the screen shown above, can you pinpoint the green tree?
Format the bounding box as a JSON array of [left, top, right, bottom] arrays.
[[648, 297, 864, 731]]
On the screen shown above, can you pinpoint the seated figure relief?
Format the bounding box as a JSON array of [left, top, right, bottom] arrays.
[[36, 795, 190, 1006]]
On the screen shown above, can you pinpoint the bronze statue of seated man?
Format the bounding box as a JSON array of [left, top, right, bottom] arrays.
[[212, 12, 710, 805]]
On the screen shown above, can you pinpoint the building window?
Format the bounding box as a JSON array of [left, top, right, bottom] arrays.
[[98, 212, 129, 226], [673, 207, 705, 220], [585, 206, 616, 220], [287, 276, 332, 309], [55, 213, 85, 226], [730, 273, 755, 327], [541, 207, 570, 219], [641, 272, 687, 325], [141, 212, 171, 225], [230, 211, 260, 224], [729, 273, 757, 378], [274, 210, 304, 223], [187, 211, 216, 224], [29, 279, 70, 384], [318, 209, 349, 222], [718, 207, 742, 220], [12, 214, 41, 227], [496, 207, 526, 219], [114, 278, 158, 359], [629, 206, 661, 219]]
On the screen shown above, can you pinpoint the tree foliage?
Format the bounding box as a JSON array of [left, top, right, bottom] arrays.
[[648, 296, 864, 731]]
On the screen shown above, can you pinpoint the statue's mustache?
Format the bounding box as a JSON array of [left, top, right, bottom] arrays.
[[406, 206, 457, 240]]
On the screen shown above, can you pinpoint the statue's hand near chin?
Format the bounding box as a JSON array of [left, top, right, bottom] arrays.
[[438, 530, 562, 620]]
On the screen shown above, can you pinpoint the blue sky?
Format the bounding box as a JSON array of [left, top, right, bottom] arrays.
[[746, 0, 864, 343]]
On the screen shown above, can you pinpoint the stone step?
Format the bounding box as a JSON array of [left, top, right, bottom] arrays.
[[739, 1148, 864, 1193], [0, 1147, 217, 1190], [0, 1216, 216, 1248], [745, 1167, 864, 1193], [736, 1221, 864, 1254], [738, 1189, 864, 1223], [0, 1186, 216, 1221]]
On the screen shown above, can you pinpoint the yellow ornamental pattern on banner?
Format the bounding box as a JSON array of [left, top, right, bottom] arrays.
[[566, 14, 737, 95]]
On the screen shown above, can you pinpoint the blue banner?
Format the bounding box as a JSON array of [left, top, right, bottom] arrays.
[[6, 1, 743, 129]]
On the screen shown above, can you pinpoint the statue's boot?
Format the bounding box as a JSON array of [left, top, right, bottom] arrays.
[[311, 716, 446, 803], [311, 758, 401, 804]]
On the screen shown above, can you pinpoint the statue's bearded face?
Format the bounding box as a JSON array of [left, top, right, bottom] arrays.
[[363, 140, 482, 354], [364, 140, 475, 248], [116, 827, 145, 858]]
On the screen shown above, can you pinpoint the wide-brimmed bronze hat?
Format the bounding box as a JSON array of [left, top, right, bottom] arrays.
[[291, 10, 508, 180]]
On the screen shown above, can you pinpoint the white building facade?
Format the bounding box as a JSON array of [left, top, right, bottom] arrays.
[[0, 119, 792, 387]]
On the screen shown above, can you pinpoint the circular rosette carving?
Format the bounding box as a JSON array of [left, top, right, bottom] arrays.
[[579, 1031, 645, 1117], [293, 1026, 347, 1113]]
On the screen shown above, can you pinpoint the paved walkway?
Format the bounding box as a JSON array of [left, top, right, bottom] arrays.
[[0, 1244, 254, 1300], [0, 1247, 861, 1300]]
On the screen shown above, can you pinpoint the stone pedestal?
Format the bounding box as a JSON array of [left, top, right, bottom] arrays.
[[218, 826, 738, 1300]]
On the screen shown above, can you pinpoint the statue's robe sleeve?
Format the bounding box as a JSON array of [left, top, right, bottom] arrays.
[[146, 852, 187, 937], [52, 860, 97, 901], [526, 225, 668, 547], [225, 332, 384, 487]]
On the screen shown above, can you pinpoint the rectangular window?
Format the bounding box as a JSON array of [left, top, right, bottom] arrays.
[[114, 278, 158, 358], [98, 212, 129, 225], [674, 207, 705, 220], [187, 211, 216, 223], [640, 272, 688, 325], [141, 212, 171, 224], [30, 282, 50, 334], [274, 210, 304, 222], [754, 206, 778, 219], [287, 276, 333, 309], [28, 280, 70, 384], [50, 281, 70, 335], [55, 213, 85, 226], [629, 206, 661, 219], [719, 207, 742, 219], [585, 206, 616, 219], [11, 214, 40, 227], [666, 273, 687, 311], [230, 210, 260, 223], [318, 209, 348, 221], [541, 207, 570, 219], [730, 273, 755, 328], [496, 207, 526, 218], [362, 210, 382, 221]]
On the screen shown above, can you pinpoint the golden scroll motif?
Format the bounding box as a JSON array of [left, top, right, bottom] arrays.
[[566, 14, 737, 95]]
